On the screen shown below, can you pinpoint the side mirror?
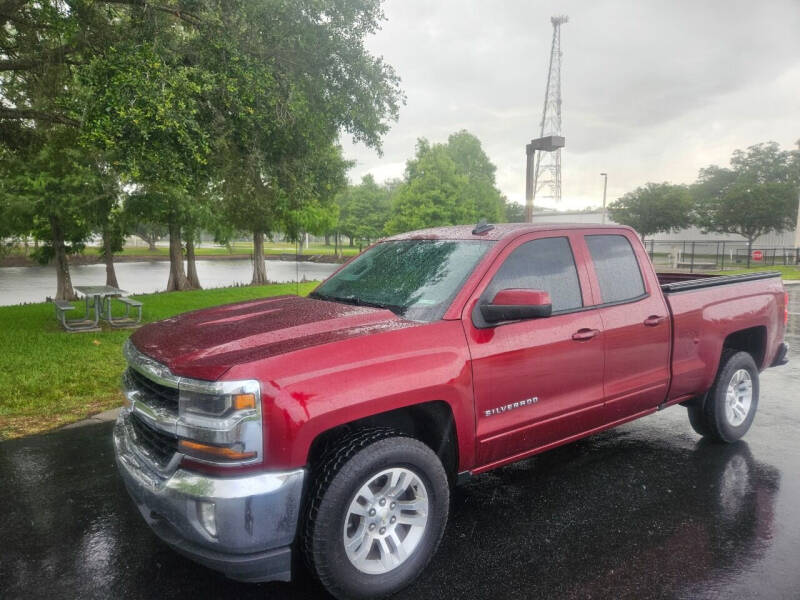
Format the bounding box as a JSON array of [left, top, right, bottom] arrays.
[[480, 288, 553, 323]]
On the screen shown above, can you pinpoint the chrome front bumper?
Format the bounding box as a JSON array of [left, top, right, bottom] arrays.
[[113, 410, 305, 582]]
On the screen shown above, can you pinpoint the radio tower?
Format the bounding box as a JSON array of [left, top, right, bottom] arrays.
[[526, 15, 567, 220]]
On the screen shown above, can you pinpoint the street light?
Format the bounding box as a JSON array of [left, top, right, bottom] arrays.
[[600, 173, 608, 224]]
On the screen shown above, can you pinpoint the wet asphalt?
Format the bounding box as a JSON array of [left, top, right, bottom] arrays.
[[2, 290, 799, 600]]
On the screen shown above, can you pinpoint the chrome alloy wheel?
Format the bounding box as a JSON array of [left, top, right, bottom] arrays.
[[342, 467, 429, 574], [725, 368, 753, 427]]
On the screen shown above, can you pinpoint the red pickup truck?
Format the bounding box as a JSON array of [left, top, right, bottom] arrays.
[[114, 223, 789, 600]]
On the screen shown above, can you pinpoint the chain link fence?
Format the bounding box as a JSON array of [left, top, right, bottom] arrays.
[[645, 240, 800, 273]]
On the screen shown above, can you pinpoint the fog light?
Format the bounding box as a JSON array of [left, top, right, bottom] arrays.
[[197, 501, 217, 538]]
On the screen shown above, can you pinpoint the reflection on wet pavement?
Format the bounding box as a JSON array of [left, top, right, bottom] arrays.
[[1, 288, 799, 600]]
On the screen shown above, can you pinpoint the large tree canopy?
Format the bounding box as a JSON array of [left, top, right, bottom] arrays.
[[1, 0, 402, 294], [385, 131, 504, 234], [692, 142, 798, 254], [607, 182, 693, 239]]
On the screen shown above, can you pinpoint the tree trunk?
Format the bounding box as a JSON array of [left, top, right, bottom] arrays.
[[746, 238, 753, 269], [166, 220, 192, 291], [348, 235, 354, 247], [251, 230, 268, 285], [102, 226, 119, 288], [324, 233, 331, 246], [186, 235, 202, 289], [50, 215, 77, 301], [147, 237, 157, 251]]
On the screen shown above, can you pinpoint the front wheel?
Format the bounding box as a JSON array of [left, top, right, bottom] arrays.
[[303, 429, 450, 600], [689, 350, 759, 443]]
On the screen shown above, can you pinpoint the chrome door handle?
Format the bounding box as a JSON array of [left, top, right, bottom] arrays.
[[644, 315, 666, 327], [572, 328, 599, 341]]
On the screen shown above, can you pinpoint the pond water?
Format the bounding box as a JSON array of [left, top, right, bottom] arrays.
[[0, 259, 339, 306]]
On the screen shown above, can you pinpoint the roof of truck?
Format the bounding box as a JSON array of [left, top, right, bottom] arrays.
[[383, 222, 631, 242]]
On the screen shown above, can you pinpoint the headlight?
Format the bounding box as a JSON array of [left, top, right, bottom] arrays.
[[176, 378, 263, 466]]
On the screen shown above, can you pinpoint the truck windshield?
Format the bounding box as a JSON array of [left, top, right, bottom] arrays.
[[311, 240, 493, 322]]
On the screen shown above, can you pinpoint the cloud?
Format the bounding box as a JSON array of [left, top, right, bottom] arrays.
[[343, 0, 800, 211]]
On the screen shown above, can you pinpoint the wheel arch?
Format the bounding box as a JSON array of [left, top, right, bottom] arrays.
[[722, 326, 767, 369], [306, 401, 460, 485]]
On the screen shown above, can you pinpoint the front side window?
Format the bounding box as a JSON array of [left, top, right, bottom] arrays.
[[312, 240, 493, 322], [485, 236, 583, 313], [585, 234, 646, 303]]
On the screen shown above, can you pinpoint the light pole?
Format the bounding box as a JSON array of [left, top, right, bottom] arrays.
[[524, 135, 565, 222], [600, 172, 608, 224]]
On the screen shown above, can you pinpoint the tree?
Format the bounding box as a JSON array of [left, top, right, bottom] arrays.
[[385, 141, 469, 233], [132, 222, 168, 252], [2, 1, 402, 293], [385, 132, 504, 234], [445, 130, 505, 222], [504, 200, 525, 223], [90, 172, 126, 289], [692, 142, 799, 265], [81, 34, 214, 291], [337, 175, 393, 246], [206, 0, 401, 283], [0, 1, 114, 299], [0, 130, 98, 300], [607, 182, 693, 239]]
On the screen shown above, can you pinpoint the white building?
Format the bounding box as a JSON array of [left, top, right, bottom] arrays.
[[530, 209, 795, 247]]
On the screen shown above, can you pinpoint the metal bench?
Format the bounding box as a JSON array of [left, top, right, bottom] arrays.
[[54, 299, 100, 332], [103, 296, 143, 328]]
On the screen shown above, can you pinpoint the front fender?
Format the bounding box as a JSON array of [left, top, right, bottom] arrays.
[[226, 320, 476, 471]]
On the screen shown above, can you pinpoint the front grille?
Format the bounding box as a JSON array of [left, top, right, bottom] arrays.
[[127, 367, 179, 411], [129, 413, 178, 468]]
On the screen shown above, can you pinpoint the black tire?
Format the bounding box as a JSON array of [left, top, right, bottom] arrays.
[[692, 350, 759, 443], [303, 428, 450, 600]]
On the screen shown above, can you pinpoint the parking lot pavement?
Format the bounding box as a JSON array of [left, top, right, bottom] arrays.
[[2, 293, 799, 600]]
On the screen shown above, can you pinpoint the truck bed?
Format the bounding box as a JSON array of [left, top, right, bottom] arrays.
[[659, 270, 785, 403], [658, 271, 782, 292]]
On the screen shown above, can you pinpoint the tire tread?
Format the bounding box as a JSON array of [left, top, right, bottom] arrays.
[[301, 427, 402, 577]]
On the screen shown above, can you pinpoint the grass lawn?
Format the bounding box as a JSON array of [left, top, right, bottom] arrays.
[[0, 282, 318, 440], [709, 265, 800, 279]]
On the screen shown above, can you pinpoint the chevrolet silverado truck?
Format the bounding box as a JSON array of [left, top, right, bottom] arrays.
[[114, 223, 789, 599]]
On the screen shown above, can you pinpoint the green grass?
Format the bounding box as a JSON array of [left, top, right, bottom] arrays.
[[0, 282, 318, 440], [709, 265, 800, 279]]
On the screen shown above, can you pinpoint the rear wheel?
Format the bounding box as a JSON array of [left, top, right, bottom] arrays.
[[688, 351, 759, 442], [303, 428, 450, 600]]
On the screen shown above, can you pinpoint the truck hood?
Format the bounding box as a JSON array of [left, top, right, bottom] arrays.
[[129, 295, 414, 380]]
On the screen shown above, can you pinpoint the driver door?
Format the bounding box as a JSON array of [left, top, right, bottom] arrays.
[[463, 233, 606, 470]]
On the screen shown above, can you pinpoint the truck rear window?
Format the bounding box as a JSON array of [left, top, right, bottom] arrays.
[[311, 240, 493, 322], [585, 235, 646, 303]]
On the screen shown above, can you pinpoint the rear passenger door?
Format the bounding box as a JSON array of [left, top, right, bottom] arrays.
[[582, 233, 671, 419]]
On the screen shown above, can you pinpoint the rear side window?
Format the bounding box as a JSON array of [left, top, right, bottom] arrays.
[[486, 237, 582, 312], [585, 235, 646, 303]]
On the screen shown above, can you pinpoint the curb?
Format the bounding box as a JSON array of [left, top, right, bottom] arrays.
[[63, 407, 122, 430]]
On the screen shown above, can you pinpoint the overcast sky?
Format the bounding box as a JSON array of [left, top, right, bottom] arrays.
[[341, 0, 800, 211]]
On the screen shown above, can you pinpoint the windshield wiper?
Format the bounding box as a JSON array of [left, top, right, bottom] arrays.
[[311, 293, 401, 314]]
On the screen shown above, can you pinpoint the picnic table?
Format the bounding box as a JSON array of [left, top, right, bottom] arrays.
[[54, 285, 142, 332]]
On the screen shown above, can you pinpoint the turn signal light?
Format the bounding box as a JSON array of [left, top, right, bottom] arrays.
[[232, 393, 256, 411], [179, 440, 257, 461]]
